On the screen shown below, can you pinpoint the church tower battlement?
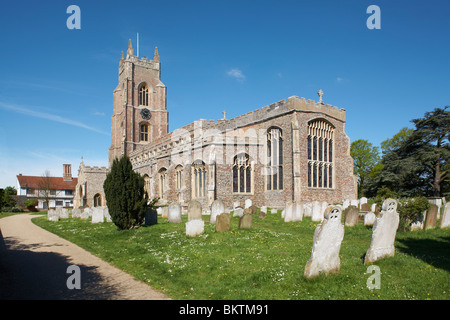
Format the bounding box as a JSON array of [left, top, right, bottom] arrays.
[[108, 39, 168, 167]]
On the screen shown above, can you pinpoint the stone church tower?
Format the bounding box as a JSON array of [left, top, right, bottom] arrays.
[[108, 39, 168, 167]]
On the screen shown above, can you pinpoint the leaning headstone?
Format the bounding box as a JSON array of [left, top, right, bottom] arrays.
[[47, 209, 59, 222], [168, 202, 182, 223], [145, 207, 158, 226], [92, 207, 104, 223], [60, 208, 69, 219], [72, 208, 82, 218], [364, 211, 376, 226], [233, 207, 244, 218], [364, 199, 400, 264], [210, 200, 225, 224], [344, 205, 359, 226], [239, 213, 253, 229], [215, 212, 231, 232], [304, 205, 345, 278], [186, 219, 204, 237], [424, 204, 438, 229], [311, 201, 323, 221], [244, 199, 252, 209], [187, 200, 202, 221], [440, 203, 450, 228]]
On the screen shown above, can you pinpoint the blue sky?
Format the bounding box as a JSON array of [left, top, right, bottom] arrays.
[[0, 0, 449, 188]]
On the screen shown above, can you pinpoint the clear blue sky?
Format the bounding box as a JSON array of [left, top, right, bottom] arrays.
[[0, 0, 449, 188]]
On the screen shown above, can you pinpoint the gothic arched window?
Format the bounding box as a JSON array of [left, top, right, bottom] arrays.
[[139, 84, 149, 106], [93, 193, 102, 207], [159, 168, 167, 199], [192, 160, 206, 198], [143, 174, 151, 197], [266, 127, 283, 190], [140, 123, 149, 142], [175, 165, 183, 190], [307, 119, 334, 189], [233, 153, 252, 193]]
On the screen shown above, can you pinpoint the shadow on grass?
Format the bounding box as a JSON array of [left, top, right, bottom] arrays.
[[396, 235, 450, 272], [0, 235, 121, 300]]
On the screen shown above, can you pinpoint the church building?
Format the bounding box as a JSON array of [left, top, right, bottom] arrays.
[[74, 40, 357, 211]]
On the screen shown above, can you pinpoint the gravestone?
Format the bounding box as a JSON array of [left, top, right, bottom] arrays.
[[304, 205, 345, 278], [103, 207, 112, 222], [92, 207, 104, 223], [258, 208, 266, 219], [440, 203, 450, 228], [342, 199, 350, 210], [72, 208, 81, 218], [48, 209, 59, 222], [215, 212, 231, 232], [233, 207, 244, 218], [80, 208, 90, 220], [210, 200, 225, 224], [161, 206, 169, 218], [168, 202, 182, 223], [239, 213, 253, 229], [187, 200, 202, 221], [360, 197, 368, 207], [303, 202, 312, 217], [244, 199, 252, 209], [364, 211, 376, 226], [60, 208, 69, 219], [284, 202, 294, 222], [360, 203, 370, 212], [364, 199, 399, 264], [293, 202, 303, 221], [260, 206, 267, 214], [186, 219, 204, 237], [145, 207, 158, 226], [371, 203, 377, 212], [233, 201, 240, 210], [424, 204, 438, 229], [344, 205, 359, 226], [311, 201, 323, 221]]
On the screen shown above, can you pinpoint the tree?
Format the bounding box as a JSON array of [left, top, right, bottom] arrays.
[[350, 139, 381, 197], [2, 186, 17, 208], [103, 155, 150, 230], [37, 170, 53, 210]]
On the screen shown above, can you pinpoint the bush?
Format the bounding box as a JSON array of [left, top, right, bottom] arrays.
[[24, 198, 39, 210], [11, 206, 23, 213], [103, 155, 151, 230], [397, 197, 430, 231]]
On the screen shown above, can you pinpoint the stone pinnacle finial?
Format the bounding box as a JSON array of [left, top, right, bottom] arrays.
[[127, 39, 134, 57], [153, 46, 160, 62], [317, 89, 324, 104], [120, 51, 124, 60]]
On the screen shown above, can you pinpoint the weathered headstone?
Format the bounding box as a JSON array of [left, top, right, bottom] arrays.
[[360, 203, 370, 212], [440, 203, 450, 228], [260, 206, 267, 214], [294, 202, 303, 221], [215, 212, 231, 232], [168, 202, 182, 223], [145, 207, 158, 226], [103, 207, 112, 222], [92, 207, 104, 223], [60, 208, 69, 219], [342, 199, 350, 210], [360, 197, 368, 207], [210, 200, 225, 224], [239, 213, 253, 229], [161, 206, 169, 218], [371, 203, 377, 212], [72, 208, 82, 218], [80, 208, 90, 219], [350, 199, 359, 208], [233, 207, 244, 218], [186, 219, 204, 237], [48, 209, 59, 222], [284, 202, 294, 222], [244, 199, 252, 209], [187, 200, 202, 221], [364, 199, 399, 264], [424, 204, 438, 229], [364, 211, 376, 226], [304, 205, 345, 278], [303, 202, 312, 217], [344, 205, 359, 226], [311, 201, 323, 221]]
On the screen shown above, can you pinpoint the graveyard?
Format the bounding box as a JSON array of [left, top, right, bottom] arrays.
[[32, 204, 450, 300]]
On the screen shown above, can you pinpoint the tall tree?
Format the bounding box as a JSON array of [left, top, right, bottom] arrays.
[[350, 139, 381, 196], [37, 170, 53, 210]]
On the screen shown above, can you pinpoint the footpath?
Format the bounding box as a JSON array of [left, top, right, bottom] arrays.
[[0, 214, 170, 300]]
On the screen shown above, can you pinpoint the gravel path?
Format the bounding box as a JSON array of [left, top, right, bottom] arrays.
[[0, 214, 170, 300]]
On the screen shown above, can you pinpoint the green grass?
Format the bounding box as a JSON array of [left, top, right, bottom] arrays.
[[32, 211, 450, 300]]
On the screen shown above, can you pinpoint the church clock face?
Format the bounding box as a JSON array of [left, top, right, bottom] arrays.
[[140, 108, 151, 120]]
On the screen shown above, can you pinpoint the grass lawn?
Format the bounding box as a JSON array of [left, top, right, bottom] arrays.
[[32, 211, 450, 300]]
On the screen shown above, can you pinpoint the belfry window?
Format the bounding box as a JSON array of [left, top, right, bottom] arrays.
[[233, 153, 252, 193], [140, 123, 149, 142], [266, 127, 283, 190], [139, 84, 149, 106], [307, 119, 334, 189]]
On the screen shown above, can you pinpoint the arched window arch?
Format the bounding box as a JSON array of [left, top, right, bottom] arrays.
[[143, 174, 151, 197], [93, 193, 102, 207], [233, 153, 252, 194], [175, 165, 183, 190], [266, 127, 283, 190], [307, 119, 334, 189], [138, 83, 149, 106], [140, 122, 149, 142], [192, 160, 206, 198], [158, 168, 167, 199]]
